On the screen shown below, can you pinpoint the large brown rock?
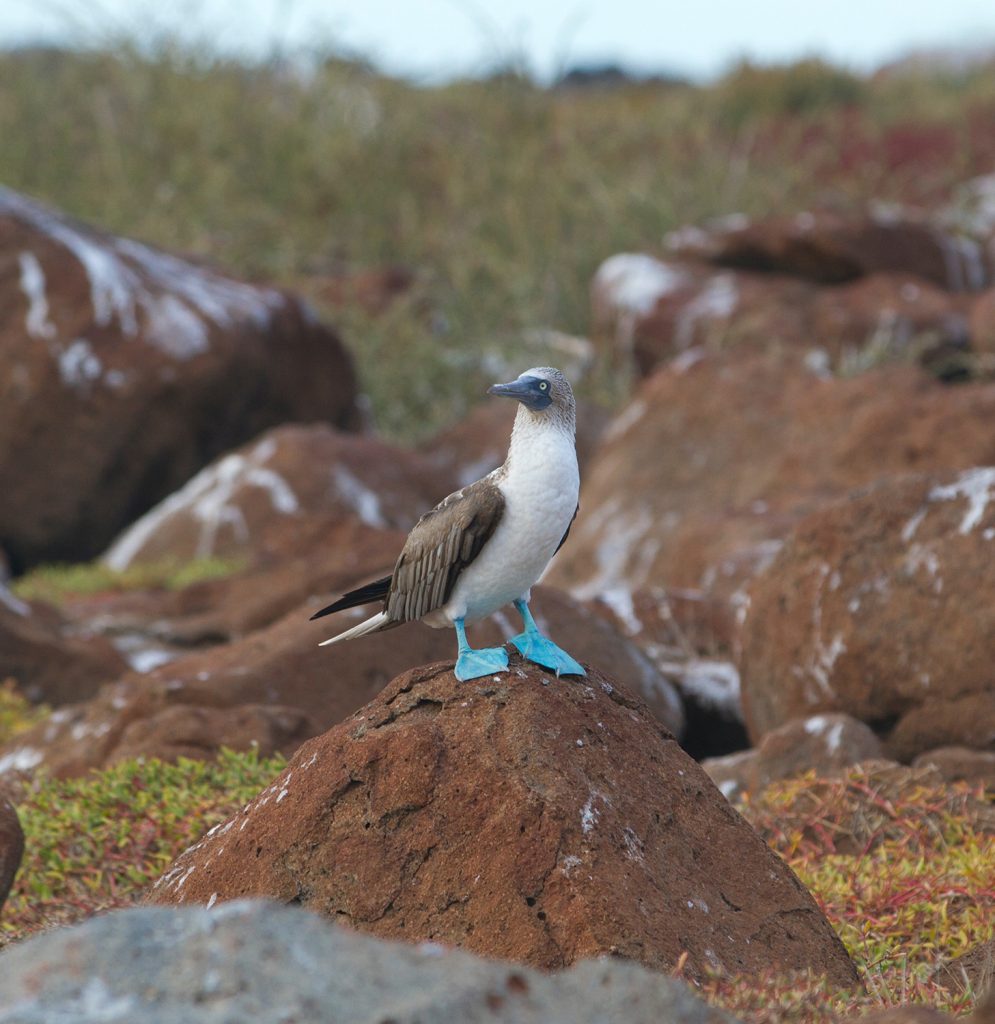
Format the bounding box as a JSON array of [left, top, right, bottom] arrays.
[[967, 286, 995, 358], [0, 587, 126, 705], [0, 585, 680, 778], [0, 187, 359, 571], [591, 253, 970, 379], [102, 424, 454, 570], [703, 713, 885, 802], [664, 208, 991, 291], [147, 659, 857, 987], [548, 350, 995, 656], [63, 517, 409, 657], [913, 746, 995, 790], [740, 471, 995, 754]]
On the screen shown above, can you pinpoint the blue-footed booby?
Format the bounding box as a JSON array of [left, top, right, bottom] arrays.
[[311, 367, 585, 682]]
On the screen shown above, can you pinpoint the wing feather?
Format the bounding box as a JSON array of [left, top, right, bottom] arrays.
[[385, 479, 505, 624]]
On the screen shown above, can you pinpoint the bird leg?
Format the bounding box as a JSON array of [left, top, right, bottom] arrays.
[[453, 617, 509, 681], [510, 599, 585, 678]]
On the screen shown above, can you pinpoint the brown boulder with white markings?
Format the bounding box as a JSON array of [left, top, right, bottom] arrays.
[[102, 424, 454, 571], [0, 586, 127, 705], [913, 746, 995, 789], [591, 253, 969, 378], [148, 659, 857, 988], [703, 713, 885, 801], [0, 187, 359, 571], [664, 208, 991, 291], [548, 351, 995, 660], [740, 471, 995, 755], [0, 585, 681, 778]]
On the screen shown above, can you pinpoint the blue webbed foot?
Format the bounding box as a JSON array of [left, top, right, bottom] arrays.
[[455, 645, 509, 682], [510, 598, 585, 678], [511, 630, 586, 678]]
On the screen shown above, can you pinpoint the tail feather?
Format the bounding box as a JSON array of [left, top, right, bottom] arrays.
[[319, 610, 393, 647], [310, 575, 392, 621]]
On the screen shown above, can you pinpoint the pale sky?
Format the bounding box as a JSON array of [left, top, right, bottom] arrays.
[[5, 0, 995, 81]]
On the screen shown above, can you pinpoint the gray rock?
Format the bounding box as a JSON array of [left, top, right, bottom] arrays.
[[0, 900, 738, 1024]]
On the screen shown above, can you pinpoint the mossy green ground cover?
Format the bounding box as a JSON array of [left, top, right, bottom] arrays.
[[11, 556, 247, 607], [2, 737, 990, 1020], [700, 765, 994, 1020], [0, 747, 285, 946]]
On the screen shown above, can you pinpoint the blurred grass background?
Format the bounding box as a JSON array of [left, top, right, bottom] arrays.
[[3, 40, 995, 436]]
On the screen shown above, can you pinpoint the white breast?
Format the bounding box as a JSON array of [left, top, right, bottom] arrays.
[[437, 426, 579, 625]]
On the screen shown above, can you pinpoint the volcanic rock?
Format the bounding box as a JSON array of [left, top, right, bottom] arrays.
[[69, 517, 408, 655], [0, 187, 359, 571], [0, 901, 738, 1024], [664, 208, 991, 291], [740, 470, 995, 754], [591, 253, 970, 380], [0, 588, 126, 705], [0, 585, 680, 778], [912, 747, 995, 789], [148, 660, 857, 987], [102, 423, 453, 570], [0, 796, 23, 916], [703, 713, 884, 801], [548, 350, 995, 656], [933, 937, 995, 997]]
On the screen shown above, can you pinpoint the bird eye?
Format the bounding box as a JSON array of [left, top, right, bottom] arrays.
[[539, 382, 548, 391]]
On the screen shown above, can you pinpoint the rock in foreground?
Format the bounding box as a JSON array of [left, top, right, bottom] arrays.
[[0, 901, 737, 1024], [149, 659, 857, 987]]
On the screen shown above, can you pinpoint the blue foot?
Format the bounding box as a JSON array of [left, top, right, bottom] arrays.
[[511, 631, 586, 678], [455, 645, 509, 682]]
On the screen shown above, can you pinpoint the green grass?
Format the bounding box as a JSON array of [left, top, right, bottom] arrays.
[[1, 748, 285, 945], [699, 764, 995, 1021], [0, 682, 50, 747], [11, 555, 246, 606], [4, 43, 995, 436]]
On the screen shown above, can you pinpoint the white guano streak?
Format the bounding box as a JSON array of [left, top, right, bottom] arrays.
[[2, 186, 286, 360], [18, 251, 56, 339]]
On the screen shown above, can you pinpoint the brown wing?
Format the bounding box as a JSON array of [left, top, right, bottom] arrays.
[[385, 478, 505, 623]]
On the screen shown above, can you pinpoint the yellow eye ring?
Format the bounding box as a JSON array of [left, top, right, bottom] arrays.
[[539, 382, 548, 390]]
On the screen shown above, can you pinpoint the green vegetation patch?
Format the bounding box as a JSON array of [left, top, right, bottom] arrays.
[[1, 748, 284, 946], [0, 682, 50, 748], [699, 763, 994, 1021], [12, 556, 247, 607]]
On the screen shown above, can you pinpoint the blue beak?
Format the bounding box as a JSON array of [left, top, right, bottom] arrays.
[[488, 375, 552, 411], [488, 379, 534, 400]]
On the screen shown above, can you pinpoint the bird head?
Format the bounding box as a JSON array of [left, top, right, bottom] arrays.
[[487, 367, 574, 418]]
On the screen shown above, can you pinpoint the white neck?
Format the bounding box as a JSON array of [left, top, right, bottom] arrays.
[[504, 404, 576, 473]]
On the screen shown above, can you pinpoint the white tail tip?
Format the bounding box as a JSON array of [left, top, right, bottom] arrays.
[[319, 610, 389, 646]]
